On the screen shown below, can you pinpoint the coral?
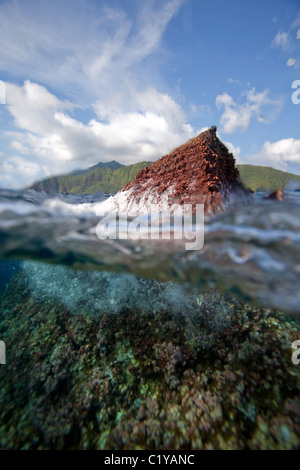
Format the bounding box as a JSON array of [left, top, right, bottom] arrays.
[[0, 270, 300, 450]]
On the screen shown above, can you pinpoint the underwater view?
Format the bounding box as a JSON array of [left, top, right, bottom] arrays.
[[0, 188, 300, 450], [1, 0, 300, 453]]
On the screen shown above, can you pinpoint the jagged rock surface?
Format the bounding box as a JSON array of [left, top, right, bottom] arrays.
[[120, 126, 253, 215]]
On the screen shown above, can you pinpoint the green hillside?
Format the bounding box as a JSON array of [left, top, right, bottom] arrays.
[[30, 160, 300, 194], [237, 164, 300, 191], [30, 161, 151, 194]]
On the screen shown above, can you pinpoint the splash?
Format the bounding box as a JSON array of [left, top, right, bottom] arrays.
[[0, 189, 300, 313]]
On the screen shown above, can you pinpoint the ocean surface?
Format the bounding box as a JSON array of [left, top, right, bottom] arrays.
[[0, 188, 300, 313], [0, 188, 300, 449]]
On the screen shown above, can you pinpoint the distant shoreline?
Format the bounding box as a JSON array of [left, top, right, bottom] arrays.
[[28, 161, 300, 195]]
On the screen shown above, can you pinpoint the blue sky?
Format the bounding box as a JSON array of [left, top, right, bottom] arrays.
[[0, 0, 300, 188]]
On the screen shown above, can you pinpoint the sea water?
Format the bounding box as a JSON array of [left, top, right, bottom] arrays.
[[0, 188, 300, 313], [0, 189, 300, 449]]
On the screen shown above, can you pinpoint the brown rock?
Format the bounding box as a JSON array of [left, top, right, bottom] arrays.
[[264, 189, 284, 201], [122, 126, 253, 215]]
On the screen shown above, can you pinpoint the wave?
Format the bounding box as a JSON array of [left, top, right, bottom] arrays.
[[0, 189, 299, 314]]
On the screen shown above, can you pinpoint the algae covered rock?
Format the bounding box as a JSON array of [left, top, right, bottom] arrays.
[[110, 126, 253, 216], [0, 267, 299, 450]]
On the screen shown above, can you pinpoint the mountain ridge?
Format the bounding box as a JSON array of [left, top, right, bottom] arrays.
[[70, 160, 124, 176], [30, 161, 151, 194], [29, 159, 300, 194], [237, 164, 300, 191]]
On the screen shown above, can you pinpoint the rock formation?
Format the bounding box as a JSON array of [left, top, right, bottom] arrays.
[[103, 126, 253, 216], [264, 189, 284, 201]]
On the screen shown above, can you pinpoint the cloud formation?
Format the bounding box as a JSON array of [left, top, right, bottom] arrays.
[[249, 138, 300, 173], [272, 21, 300, 69], [272, 31, 292, 51], [0, 0, 299, 188], [286, 57, 296, 67], [2, 80, 194, 188], [0, 0, 185, 103], [216, 88, 282, 134], [0, 0, 196, 188]]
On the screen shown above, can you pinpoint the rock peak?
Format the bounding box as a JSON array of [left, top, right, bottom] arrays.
[[117, 128, 253, 216]]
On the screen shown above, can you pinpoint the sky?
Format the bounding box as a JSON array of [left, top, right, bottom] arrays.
[[0, 0, 300, 189]]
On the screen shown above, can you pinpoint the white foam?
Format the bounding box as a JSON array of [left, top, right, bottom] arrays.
[[43, 198, 99, 215], [94, 186, 192, 217]]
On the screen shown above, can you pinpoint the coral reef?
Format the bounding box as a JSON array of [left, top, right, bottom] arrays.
[[0, 269, 299, 450]]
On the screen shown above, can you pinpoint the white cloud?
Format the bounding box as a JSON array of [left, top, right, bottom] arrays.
[[286, 57, 296, 67], [216, 88, 282, 134], [297, 29, 300, 40], [224, 141, 241, 162], [0, 155, 41, 189], [0, 0, 194, 188], [2, 80, 194, 187], [249, 138, 300, 173], [9, 140, 30, 155], [6, 81, 73, 137], [292, 14, 300, 30], [0, 0, 185, 103], [272, 31, 292, 51]]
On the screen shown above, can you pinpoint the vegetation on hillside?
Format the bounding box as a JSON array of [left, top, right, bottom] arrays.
[[30, 161, 300, 194], [237, 164, 300, 191], [31, 161, 151, 194]]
